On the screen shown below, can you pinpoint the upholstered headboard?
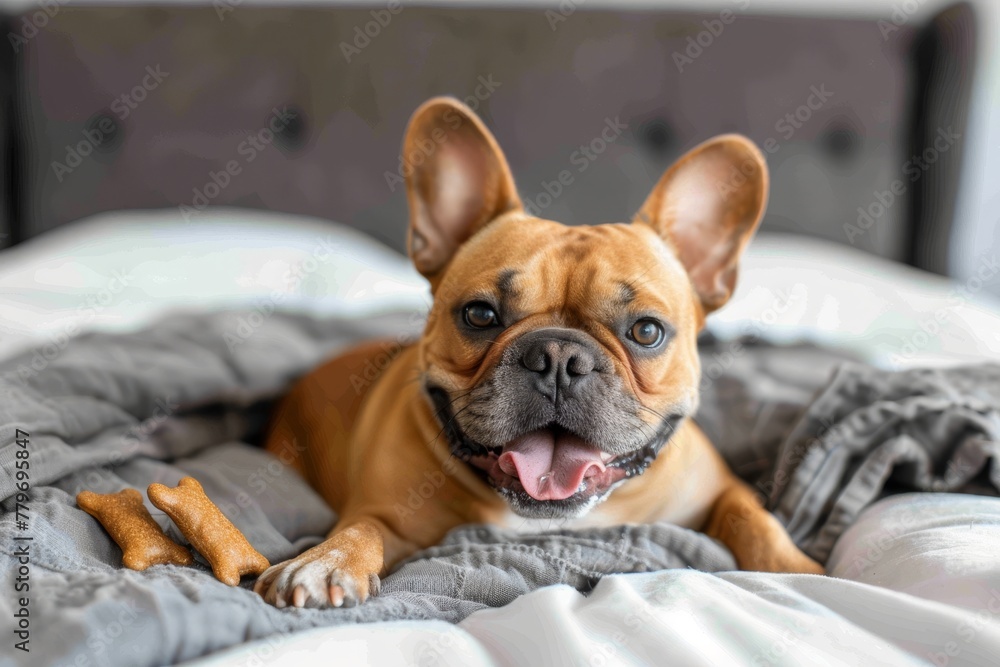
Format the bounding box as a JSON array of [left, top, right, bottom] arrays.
[[0, 3, 976, 274]]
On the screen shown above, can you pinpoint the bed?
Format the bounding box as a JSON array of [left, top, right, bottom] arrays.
[[2, 209, 1000, 666], [1, 2, 998, 666]]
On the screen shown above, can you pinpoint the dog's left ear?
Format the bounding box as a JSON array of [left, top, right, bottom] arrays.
[[634, 134, 768, 314], [403, 97, 522, 283]]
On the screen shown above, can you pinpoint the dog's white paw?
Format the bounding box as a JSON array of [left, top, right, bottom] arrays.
[[254, 543, 381, 609]]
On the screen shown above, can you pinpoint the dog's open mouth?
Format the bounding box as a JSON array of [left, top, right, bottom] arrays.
[[428, 388, 676, 508], [464, 426, 655, 501]]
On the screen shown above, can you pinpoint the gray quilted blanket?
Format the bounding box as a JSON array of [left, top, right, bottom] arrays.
[[1, 310, 998, 667]]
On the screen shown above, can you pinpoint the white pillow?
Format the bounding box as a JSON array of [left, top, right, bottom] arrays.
[[0, 208, 430, 361], [707, 233, 1000, 369], [827, 493, 1000, 611]]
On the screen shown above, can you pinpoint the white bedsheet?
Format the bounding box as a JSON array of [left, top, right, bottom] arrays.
[[190, 493, 1000, 667], [5, 209, 1000, 665]]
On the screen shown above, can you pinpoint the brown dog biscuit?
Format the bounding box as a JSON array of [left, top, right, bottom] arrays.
[[147, 477, 269, 586], [77, 488, 194, 571]]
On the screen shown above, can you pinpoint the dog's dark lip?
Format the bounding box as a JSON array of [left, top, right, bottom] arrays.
[[426, 386, 683, 490]]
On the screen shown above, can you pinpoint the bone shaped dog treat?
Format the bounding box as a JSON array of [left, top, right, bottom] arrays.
[[147, 477, 270, 586], [76, 488, 194, 571]]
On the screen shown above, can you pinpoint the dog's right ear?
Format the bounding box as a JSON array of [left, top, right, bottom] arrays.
[[403, 97, 522, 284]]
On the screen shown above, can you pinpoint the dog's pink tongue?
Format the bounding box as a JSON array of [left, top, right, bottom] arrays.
[[497, 430, 606, 501]]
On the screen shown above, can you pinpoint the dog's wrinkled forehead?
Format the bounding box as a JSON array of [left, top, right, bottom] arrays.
[[435, 214, 694, 321]]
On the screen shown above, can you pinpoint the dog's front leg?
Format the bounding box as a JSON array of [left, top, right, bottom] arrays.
[[703, 480, 825, 575], [254, 517, 403, 608]]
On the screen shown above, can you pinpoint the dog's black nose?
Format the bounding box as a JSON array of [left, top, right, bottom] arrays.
[[520, 332, 598, 402]]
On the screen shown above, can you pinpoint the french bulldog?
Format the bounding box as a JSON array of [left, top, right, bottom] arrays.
[[255, 96, 824, 609]]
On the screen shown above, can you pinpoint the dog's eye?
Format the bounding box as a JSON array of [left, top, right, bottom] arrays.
[[463, 302, 499, 328], [629, 319, 664, 347]]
